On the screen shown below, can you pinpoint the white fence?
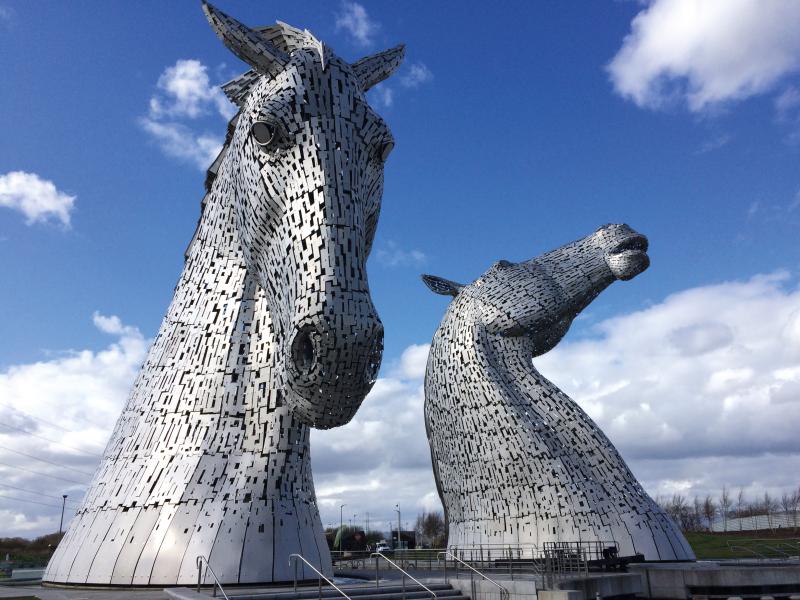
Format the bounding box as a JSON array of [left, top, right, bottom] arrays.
[[711, 511, 799, 532]]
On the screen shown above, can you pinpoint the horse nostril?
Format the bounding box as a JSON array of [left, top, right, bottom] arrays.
[[365, 330, 384, 385], [291, 327, 317, 376]]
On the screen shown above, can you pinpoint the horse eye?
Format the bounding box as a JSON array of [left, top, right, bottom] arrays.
[[251, 121, 276, 147], [380, 141, 394, 162]]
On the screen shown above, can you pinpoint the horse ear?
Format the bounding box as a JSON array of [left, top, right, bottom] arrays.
[[421, 274, 464, 297], [202, 1, 289, 78], [351, 44, 405, 92]]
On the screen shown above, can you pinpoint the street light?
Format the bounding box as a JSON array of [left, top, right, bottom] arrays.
[[339, 503, 346, 551], [59, 495, 68, 536], [394, 504, 401, 550], [353, 513, 358, 531]]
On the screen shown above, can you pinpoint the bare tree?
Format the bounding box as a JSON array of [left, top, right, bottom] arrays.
[[414, 510, 446, 548], [781, 492, 793, 530], [720, 486, 732, 532], [793, 488, 800, 532], [763, 492, 778, 532], [703, 495, 716, 532], [692, 495, 703, 532], [737, 488, 745, 532]]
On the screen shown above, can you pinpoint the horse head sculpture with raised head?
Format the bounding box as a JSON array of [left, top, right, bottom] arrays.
[[203, 2, 403, 427], [422, 224, 695, 561]]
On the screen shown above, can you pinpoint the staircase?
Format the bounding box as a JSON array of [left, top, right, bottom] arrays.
[[166, 582, 469, 600]]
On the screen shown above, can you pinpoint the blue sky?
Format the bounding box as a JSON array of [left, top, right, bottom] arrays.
[[1, 1, 799, 536]]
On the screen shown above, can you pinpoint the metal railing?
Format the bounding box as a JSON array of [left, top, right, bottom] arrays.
[[196, 556, 230, 600], [437, 551, 509, 600], [371, 552, 437, 600], [446, 544, 543, 579], [726, 542, 795, 561], [289, 554, 352, 600]]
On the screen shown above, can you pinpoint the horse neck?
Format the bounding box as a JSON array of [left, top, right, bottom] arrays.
[[112, 172, 309, 457]]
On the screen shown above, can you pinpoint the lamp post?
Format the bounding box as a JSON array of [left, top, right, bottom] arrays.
[[59, 495, 68, 536], [394, 504, 401, 550], [339, 503, 346, 551]]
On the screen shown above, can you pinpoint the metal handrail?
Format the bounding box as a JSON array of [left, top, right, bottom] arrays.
[[371, 552, 437, 599], [289, 554, 352, 600], [727, 545, 769, 561], [196, 556, 230, 600], [437, 552, 508, 600]]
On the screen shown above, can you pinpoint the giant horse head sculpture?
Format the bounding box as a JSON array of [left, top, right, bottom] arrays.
[[203, 2, 404, 428], [423, 223, 650, 355]]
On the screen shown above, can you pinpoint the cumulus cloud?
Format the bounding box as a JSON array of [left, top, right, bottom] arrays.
[[368, 82, 394, 109], [6, 273, 798, 537], [608, 0, 800, 112], [149, 59, 234, 121], [393, 344, 431, 380], [537, 271, 800, 474], [0, 171, 75, 227], [400, 63, 433, 89], [139, 119, 223, 170], [312, 366, 438, 533], [334, 1, 379, 47], [374, 240, 427, 267], [316, 271, 800, 533], [0, 314, 149, 536], [140, 59, 234, 170]]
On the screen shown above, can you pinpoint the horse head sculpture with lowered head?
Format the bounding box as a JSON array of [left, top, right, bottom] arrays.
[[204, 2, 404, 427], [43, 4, 406, 587]]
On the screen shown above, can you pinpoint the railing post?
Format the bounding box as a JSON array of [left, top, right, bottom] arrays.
[[443, 556, 448, 583], [402, 574, 406, 600], [293, 558, 298, 593], [470, 569, 475, 600], [197, 558, 202, 593], [318, 575, 322, 600], [375, 555, 379, 589]]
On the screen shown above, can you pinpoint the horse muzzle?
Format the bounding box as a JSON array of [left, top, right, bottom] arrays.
[[284, 310, 384, 429]]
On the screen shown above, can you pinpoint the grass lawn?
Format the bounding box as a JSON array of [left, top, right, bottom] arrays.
[[684, 529, 800, 559]]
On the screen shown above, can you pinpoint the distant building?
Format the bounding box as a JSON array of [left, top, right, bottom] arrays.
[[712, 512, 799, 532]]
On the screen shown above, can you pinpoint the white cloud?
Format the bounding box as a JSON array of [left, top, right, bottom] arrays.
[[374, 240, 426, 267], [7, 273, 798, 538], [141, 59, 234, 170], [774, 86, 800, 142], [368, 82, 394, 109], [0, 171, 75, 228], [0, 4, 13, 25], [316, 271, 800, 533], [775, 86, 800, 120], [139, 118, 223, 170], [312, 367, 440, 533], [335, 1, 379, 47], [608, 0, 800, 112], [0, 314, 149, 536], [537, 272, 800, 467], [400, 63, 433, 89], [392, 344, 430, 380], [695, 133, 732, 154], [149, 59, 234, 121]]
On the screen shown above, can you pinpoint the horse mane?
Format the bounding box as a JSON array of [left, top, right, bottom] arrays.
[[186, 21, 323, 259]]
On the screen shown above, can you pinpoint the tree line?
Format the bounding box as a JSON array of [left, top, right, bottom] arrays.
[[654, 485, 800, 533]]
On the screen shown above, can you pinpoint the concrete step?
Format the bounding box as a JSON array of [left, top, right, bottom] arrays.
[[237, 584, 459, 600]]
